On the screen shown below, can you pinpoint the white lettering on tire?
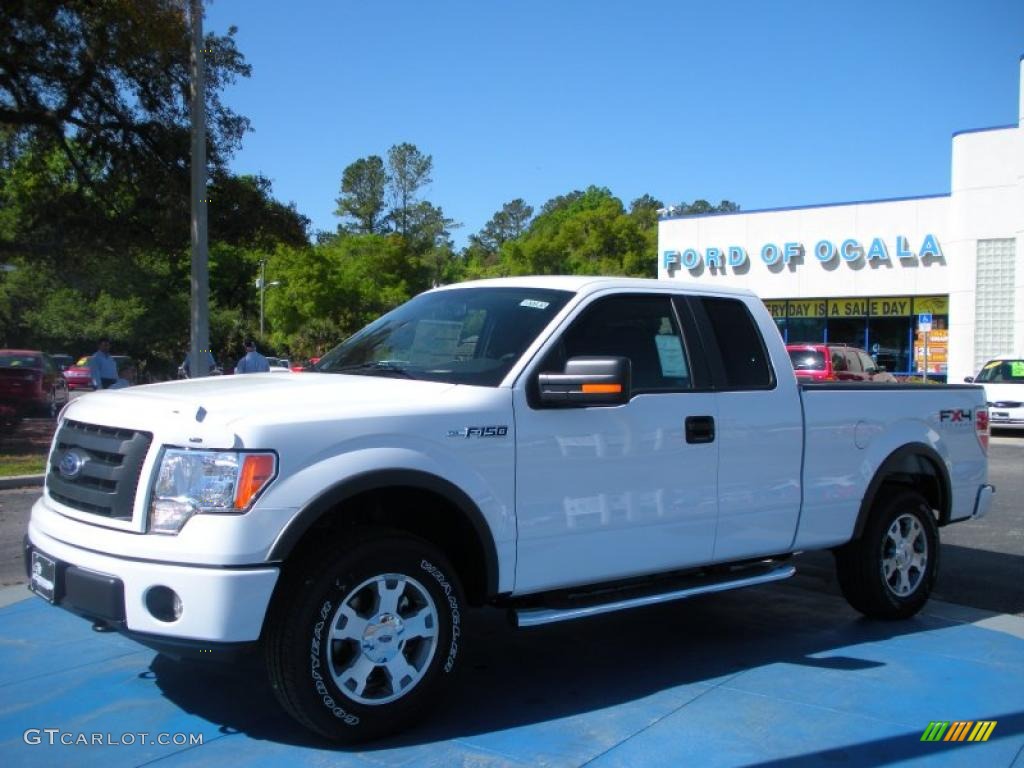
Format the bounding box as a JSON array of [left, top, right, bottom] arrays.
[[310, 598, 359, 726], [420, 559, 461, 673]]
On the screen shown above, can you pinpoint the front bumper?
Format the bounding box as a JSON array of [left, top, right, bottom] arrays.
[[26, 521, 279, 644]]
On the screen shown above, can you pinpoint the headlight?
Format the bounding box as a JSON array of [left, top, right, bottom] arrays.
[[148, 449, 276, 534]]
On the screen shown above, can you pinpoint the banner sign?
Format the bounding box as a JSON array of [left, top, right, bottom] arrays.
[[766, 296, 942, 320]]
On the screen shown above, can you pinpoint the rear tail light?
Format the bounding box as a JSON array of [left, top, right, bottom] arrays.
[[975, 407, 989, 454]]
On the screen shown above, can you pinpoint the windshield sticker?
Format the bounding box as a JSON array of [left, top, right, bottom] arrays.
[[408, 320, 463, 366], [519, 299, 550, 310], [1012, 362, 1024, 377]]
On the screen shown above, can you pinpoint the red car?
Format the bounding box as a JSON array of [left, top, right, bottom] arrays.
[[0, 349, 71, 416], [64, 354, 137, 389], [62, 355, 95, 390], [786, 343, 898, 383]]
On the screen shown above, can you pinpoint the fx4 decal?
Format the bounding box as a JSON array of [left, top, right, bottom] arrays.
[[938, 409, 972, 424]]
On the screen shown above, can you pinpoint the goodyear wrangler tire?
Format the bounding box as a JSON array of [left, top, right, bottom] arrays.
[[265, 530, 464, 742], [834, 489, 938, 620]]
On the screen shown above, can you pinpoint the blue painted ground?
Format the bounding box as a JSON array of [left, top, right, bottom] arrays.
[[1, 578, 1022, 767]]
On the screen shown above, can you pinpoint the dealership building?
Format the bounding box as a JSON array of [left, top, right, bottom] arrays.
[[658, 57, 1024, 383]]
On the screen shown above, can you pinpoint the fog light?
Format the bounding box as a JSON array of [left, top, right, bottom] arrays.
[[145, 586, 183, 623]]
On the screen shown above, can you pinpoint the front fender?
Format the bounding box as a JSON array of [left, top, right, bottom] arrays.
[[260, 444, 513, 594]]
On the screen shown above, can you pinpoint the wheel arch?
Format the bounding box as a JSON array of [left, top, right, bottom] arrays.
[[267, 469, 499, 605], [852, 443, 951, 540]]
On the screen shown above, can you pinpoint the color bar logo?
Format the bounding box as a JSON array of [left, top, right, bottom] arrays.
[[921, 721, 997, 742]]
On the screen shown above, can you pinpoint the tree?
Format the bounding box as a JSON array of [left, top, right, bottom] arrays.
[[334, 155, 387, 234], [629, 194, 664, 228], [385, 142, 432, 238], [470, 198, 533, 254], [0, 0, 251, 261]]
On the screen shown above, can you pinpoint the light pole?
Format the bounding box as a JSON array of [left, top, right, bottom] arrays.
[[257, 259, 281, 337], [188, 0, 210, 378]]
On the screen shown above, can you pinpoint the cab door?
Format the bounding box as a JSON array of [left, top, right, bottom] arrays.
[[688, 295, 804, 561], [512, 292, 719, 594]]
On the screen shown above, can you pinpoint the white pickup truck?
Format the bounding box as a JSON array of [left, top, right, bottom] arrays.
[[26, 276, 994, 742]]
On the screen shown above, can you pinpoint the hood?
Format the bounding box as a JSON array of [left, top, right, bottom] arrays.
[[979, 381, 1024, 404], [64, 372, 460, 433]]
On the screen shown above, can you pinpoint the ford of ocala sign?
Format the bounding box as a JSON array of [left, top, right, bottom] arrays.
[[663, 234, 942, 272]]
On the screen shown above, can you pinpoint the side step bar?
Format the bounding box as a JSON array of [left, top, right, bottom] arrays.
[[513, 562, 796, 628]]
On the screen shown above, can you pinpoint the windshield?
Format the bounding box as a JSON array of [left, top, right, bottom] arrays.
[[976, 359, 1024, 384], [788, 349, 826, 371], [0, 353, 42, 369], [316, 287, 573, 386]]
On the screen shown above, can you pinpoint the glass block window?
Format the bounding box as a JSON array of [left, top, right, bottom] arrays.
[[974, 238, 1016, 370]]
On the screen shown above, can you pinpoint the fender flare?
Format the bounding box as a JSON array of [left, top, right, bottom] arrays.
[[852, 443, 951, 540], [266, 469, 499, 599]]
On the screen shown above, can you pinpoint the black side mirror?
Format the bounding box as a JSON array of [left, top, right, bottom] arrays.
[[963, 376, 974, 383], [538, 356, 630, 407]]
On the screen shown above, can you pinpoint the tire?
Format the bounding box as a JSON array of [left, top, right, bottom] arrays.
[[834, 488, 938, 620], [264, 529, 465, 743]]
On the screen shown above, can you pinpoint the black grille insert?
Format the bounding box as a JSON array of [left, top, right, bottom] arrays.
[[47, 419, 152, 520]]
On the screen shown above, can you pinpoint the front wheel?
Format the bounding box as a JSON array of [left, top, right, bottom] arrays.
[[834, 489, 938, 619], [264, 530, 464, 742]]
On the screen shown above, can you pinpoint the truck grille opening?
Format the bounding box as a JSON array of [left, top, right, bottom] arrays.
[[46, 419, 153, 521]]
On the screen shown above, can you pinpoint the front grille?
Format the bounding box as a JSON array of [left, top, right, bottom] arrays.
[[47, 419, 152, 521], [992, 401, 1022, 409]]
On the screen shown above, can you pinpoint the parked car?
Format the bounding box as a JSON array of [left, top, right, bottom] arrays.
[[64, 354, 138, 389], [49, 353, 75, 371], [266, 356, 292, 372], [62, 356, 94, 390], [967, 356, 1024, 430], [0, 349, 70, 416], [787, 343, 898, 383]]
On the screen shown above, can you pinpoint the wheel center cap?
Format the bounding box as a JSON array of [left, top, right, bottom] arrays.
[[895, 543, 910, 567], [361, 613, 404, 663]]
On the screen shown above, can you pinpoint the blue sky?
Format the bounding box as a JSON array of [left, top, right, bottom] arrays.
[[205, 0, 1024, 246]]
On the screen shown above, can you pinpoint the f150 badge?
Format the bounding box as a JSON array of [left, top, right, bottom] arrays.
[[447, 426, 509, 438]]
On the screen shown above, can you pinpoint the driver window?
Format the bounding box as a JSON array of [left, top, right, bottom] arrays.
[[540, 295, 692, 391]]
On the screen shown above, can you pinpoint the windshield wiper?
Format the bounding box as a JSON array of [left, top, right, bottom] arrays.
[[333, 361, 416, 379]]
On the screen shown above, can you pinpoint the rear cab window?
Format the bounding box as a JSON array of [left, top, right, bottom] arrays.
[[694, 297, 775, 389]]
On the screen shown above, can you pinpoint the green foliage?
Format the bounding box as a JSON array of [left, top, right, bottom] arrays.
[[386, 143, 433, 238], [464, 186, 657, 279], [263, 235, 422, 354], [335, 156, 387, 234]]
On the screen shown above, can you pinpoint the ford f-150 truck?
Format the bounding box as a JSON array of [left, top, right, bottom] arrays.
[[25, 277, 994, 742]]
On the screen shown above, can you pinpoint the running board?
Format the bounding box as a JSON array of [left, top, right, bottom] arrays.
[[513, 562, 796, 628]]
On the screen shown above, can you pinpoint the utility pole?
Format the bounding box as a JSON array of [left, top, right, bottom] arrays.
[[257, 259, 280, 337], [188, 0, 211, 377], [259, 259, 266, 337]]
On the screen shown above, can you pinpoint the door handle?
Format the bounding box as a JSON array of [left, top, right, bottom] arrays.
[[685, 415, 715, 444]]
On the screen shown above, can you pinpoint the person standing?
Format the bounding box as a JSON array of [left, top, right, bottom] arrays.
[[235, 340, 270, 374], [181, 349, 217, 378], [88, 338, 119, 389]]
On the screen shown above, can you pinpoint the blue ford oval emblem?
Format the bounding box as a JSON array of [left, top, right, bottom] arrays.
[[58, 450, 86, 480]]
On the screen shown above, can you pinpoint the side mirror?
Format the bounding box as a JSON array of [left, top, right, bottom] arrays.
[[538, 356, 630, 407], [963, 376, 974, 383]]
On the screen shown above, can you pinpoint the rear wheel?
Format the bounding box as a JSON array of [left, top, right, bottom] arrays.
[[834, 489, 938, 619], [264, 530, 464, 742]]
